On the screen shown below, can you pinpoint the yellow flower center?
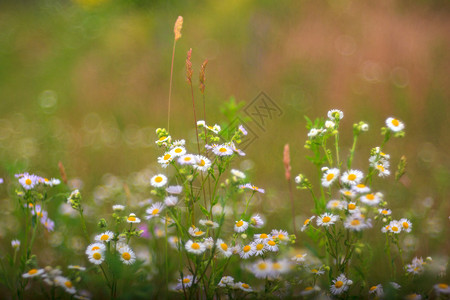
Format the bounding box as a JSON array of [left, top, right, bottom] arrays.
[[199, 160, 206, 166], [348, 174, 357, 181], [243, 245, 251, 252], [256, 244, 264, 251], [366, 194, 375, 200], [305, 286, 313, 291], [163, 154, 171, 160], [242, 283, 250, 289], [220, 243, 228, 251], [93, 252, 102, 260], [219, 147, 227, 153], [326, 173, 334, 181], [382, 210, 388, 214], [122, 252, 131, 260], [152, 209, 159, 215], [296, 254, 304, 258], [100, 234, 109, 241], [159, 136, 167, 141], [370, 286, 377, 291], [438, 283, 448, 289], [65, 281, 73, 288], [402, 222, 409, 229], [92, 246, 100, 251], [194, 231, 204, 236], [348, 203, 356, 210], [332, 201, 339, 207], [268, 240, 276, 246], [191, 243, 200, 250], [236, 220, 244, 227], [335, 281, 343, 288], [154, 176, 163, 183], [278, 234, 285, 240], [257, 263, 267, 270], [175, 148, 182, 153], [25, 179, 32, 185], [183, 278, 191, 284], [260, 233, 268, 239], [28, 269, 38, 275], [392, 119, 400, 126], [304, 219, 310, 225], [184, 157, 191, 161], [351, 219, 360, 226], [311, 269, 318, 273], [128, 216, 136, 222], [322, 216, 331, 223], [392, 226, 399, 232], [356, 184, 365, 188], [272, 263, 281, 270], [344, 191, 352, 196]]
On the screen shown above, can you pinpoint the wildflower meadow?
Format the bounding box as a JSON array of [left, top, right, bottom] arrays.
[[0, 2, 449, 300]]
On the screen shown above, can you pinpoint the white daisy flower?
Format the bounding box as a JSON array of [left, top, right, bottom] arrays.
[[11, 239, 20, 250], [231, 169, 246, 179], [218, 276, 234, 288], [386, 117, 405, 132], [291, 253, 307, 263], [171, 139, 185, 147], [381, 224, 391, 233], [188, 226, 206, 237], [347, 202, 358, 213], [253, 233, 271, 243], [166, 185, 183, 194], [22, 268, 44, 278], [328, 109, 344, 120], [352, 183, 370, 193], [19, 174, 38, 190], [169, 146, 186, 157], [405, 293, 422, 300], [239, 183, 265, 193], [197, 120, 206, 127], [168, 236, 180, 250], [203, 237, 214, 250], [55, 276, 76, 294], [234, 220, 249, 233], [325, 120, 335, 129], [164, 196, 178, 207], [270, 259, 291, 277], [85, 243, 106, 255], [300, 286, 320, 296], [206, 124, 221, 134], [301, 216, 315, 232], [238, 125, 247, 136], [369, 284, 383, 297], [322, 168, 340, 187], [126, 213, 141, 224], [157, 153, 173, 167], [185, 240, 206, 255], [433, 283, 450, 295], [145, 202, 164, 219], [330, 274, 351, 295], [388, 221, 402, 234], [341, 170, 364, 185], [88, 251, 105, 265], [212, 144, 233, 156], [327, 200, 347, 210], [399, 218, 412, 233], [150, 174, 168, 187], [178, 154, 196, 165], [235, 282, 253, 292], [360, 193, 381, 206], [344, 215, 369, 231], [193, 155, 211, 172], [250, 214, 264, 228], [239, 244, 255, 259], [252, 242, 267, 256], [316, 213, 339, 227], [177, 275, 195, 289], [390, 282, 401, 290], [375, 163, 391, 177], [119, 246, 136, 265], [94, 231, 114, 243], [68, 265, 86, 271], [307, 128, 323, 138], [271, 229, 289, 243], [112, 204, 125, 212], [265, 240, 279, 252], [155, 135, 171, 144], [199, 219, 219, 229], [378, 208, 392, 216], [250, 259, 272, 279], [310, 266, 325, 276], [341, 189, 357, 199], [216, 239, 232, 257]]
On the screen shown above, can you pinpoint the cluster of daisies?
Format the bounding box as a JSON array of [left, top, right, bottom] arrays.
[[26, 203, 55, 232], [21, 265, 89, 299], [85, 231, 136, 265], [15, 172, 61, 190]]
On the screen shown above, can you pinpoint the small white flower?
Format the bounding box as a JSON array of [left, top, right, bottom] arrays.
[[68, 265, 86, 271], [433, 283, 450, 295], [218, 276, 234, 288], [216, 239, 232, 257], [291, 253, 307, 263], [185, 240, 206, 255], [361, 123, 369, 131], [326, 200, 347, 210], [328, 109, 344, 120], [177, 275, 195, 290], [239, 183, 265, 193], [169, 146, 186, 157], [249, 259, 272, 279], [199, 219, 219, 229], [197, 120, 206, 127], [250, 214, 264, 228], [150, 174, 168, 188], [212, 144, 233, 156], [369, 284, 384, 297], [188, 226, 206, 237], [238, 125, 247, 136], [252, 242, 267, 256], [330, 274, 351, 295], [193, 155, 211, 172], [325, 120, 335, 129], [386, 117, 405, 132], [360, 193, 381, 206], [164, 196, 178, 207], [112, 204, 125, 212], [19, 174, 38, 190], [22, 268, 44, 278], [307, 128, 322, 138], [352, 183, 370, 194], [235, 282, 253, 292], [231, 169, 246, 179], [178, 154, 196, 165], [344, 215, 370, 231], [55, 276, 76, 294], [166, 185, 183, 194], [399, 218, 412, 233], [239, 244, 255, 259], [85, 243, 106, 255], [322, 168, 340, 187], [119, 246, 136, 265], [11, 239, 20, 250], [317, 213, 338, 227], [388, 220, 402, 234], [145, 202, 165, 219], [88, 251, 105, 265], [94, 231, 114, 243], [234, 220, 249, 233], [301, 216, 315, 232], [126, 213, 141, 224], [341, 170, 364, 185]]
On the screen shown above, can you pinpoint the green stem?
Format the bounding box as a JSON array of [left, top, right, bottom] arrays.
[[347, 135, 358, 169], [335, 133, 340, 167], [78, 210, 90, 244]]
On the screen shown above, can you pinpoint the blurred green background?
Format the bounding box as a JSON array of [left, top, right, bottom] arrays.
[[0, 0, 449, 297]]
